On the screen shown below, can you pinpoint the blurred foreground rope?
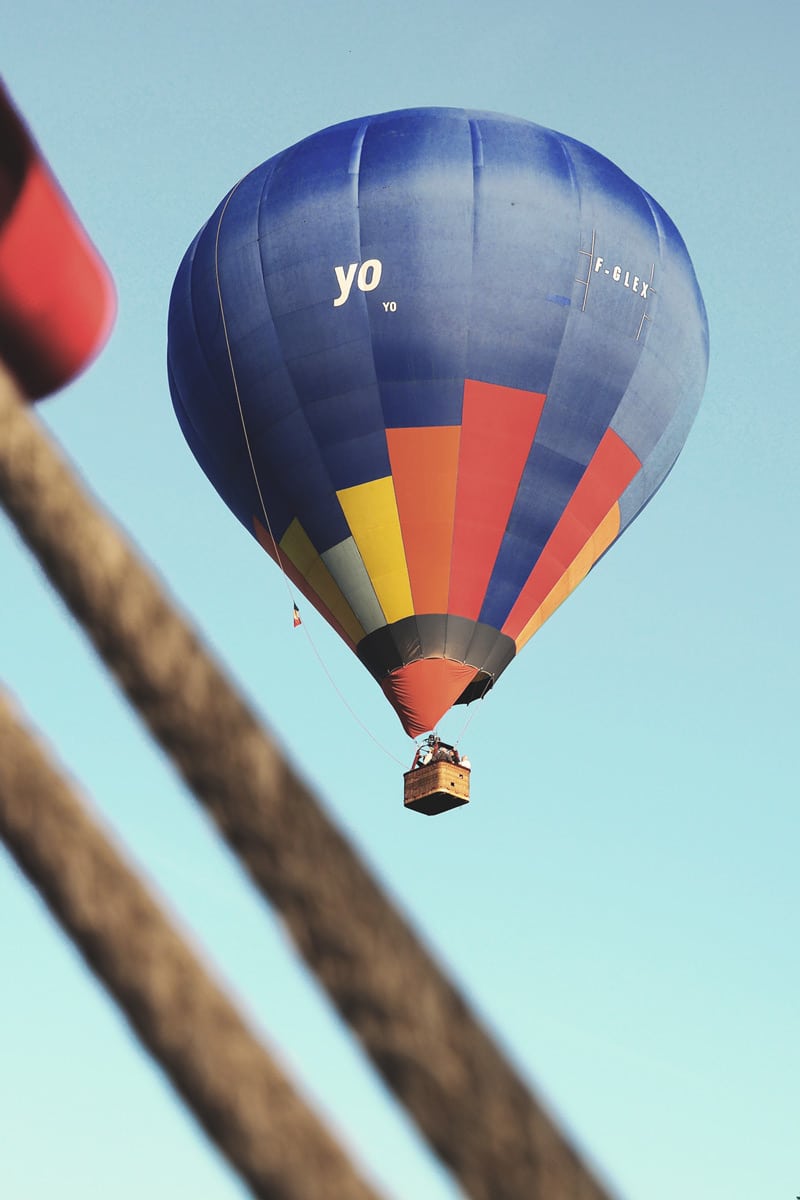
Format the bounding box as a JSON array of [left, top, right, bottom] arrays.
[[0, 362, 616, 1200], [0, 685, 381, 1200]]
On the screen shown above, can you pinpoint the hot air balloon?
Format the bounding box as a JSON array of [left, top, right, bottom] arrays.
[[167, 108, 708, 769]]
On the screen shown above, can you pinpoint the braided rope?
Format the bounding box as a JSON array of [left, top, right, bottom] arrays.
[[0, 686, 381, 1200], [0, 362, 617, 1200]]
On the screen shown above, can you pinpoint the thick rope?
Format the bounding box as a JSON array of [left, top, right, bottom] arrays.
[[0, 362, 617, 1200], [0, 686, 382, 1200]]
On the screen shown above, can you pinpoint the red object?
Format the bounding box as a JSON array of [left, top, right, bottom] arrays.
[[0, 82, 115, 399], [502, 429, 642, 641], [381, 658, 479, 738], [448, 380, 546, 619], [386, 424, 461, 613]]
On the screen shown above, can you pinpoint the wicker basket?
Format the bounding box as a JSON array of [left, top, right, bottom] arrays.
[[403, 760, 470, 816]]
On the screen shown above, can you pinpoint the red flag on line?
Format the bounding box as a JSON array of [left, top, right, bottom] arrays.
[[292, 604, 301, 628]]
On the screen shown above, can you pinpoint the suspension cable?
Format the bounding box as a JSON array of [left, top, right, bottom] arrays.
[[212, 196, 406, 768]]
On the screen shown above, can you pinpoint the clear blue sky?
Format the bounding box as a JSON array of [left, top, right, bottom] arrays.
[[2, 3, 798, 1198]]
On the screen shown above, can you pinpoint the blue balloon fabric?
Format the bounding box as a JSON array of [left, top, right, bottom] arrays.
[[167, 108, 708, 736]]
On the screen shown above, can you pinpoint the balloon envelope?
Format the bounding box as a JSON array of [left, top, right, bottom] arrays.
[[167, 108, 708, 737]]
